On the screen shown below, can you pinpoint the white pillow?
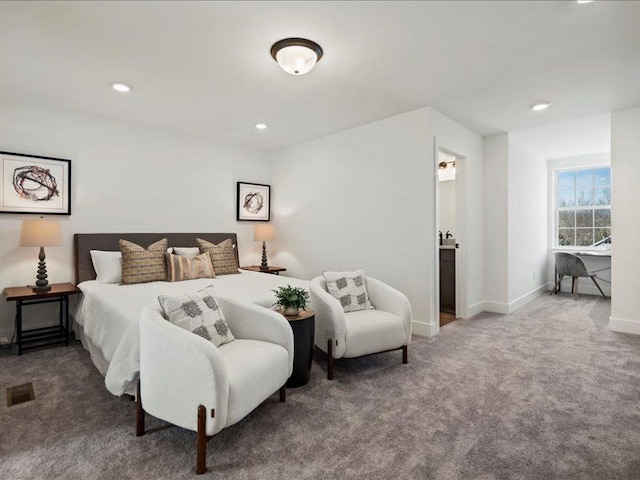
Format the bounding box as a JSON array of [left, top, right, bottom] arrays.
[[167, 247, 200, 259], [323, 269, 373, 313], [90, 250, 122, 283]]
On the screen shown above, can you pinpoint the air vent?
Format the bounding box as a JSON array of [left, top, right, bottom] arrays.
[[6, 382, 35, 407]]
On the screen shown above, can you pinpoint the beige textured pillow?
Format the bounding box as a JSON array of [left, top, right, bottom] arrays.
[[166, 252, 215, 282], [196, 238, 239, 275], [119, 238, 168, 285]]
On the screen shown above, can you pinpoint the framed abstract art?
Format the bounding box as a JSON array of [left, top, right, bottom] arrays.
[[237, 182, 270, 221], [0, 151, 71, 215]]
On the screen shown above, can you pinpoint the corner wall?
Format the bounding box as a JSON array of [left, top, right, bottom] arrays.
[[610, 106, 640, 334]]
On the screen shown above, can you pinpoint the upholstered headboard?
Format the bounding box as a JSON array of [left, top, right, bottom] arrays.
[[73, 233, 239, 285]]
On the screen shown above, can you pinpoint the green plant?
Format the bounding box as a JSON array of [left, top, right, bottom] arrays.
[[272, 285, 309, 311]]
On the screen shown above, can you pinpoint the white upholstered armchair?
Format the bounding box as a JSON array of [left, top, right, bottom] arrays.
[[310, 275, 412, 380], [136, 297, 294, 474]]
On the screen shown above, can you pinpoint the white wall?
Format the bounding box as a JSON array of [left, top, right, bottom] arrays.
[[482, 133, 509, 311], [507, 140, 548, 309], [610, 106, 640, 334], [0, 97, 269, 338], [270, 108, 433, 334]]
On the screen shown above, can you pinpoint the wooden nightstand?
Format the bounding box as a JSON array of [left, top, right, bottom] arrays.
[[240, 265, 286, 275], [3, 283, 80, 355]]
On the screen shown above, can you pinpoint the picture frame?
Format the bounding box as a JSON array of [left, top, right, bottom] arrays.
[[237, 182, 270, 221], [1, 151, 71, 215]]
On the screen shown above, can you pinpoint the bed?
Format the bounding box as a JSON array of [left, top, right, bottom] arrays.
[[72, 233, 309, 396]]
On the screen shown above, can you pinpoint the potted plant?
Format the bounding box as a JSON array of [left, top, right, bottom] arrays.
[[272, 285, 309, 316]]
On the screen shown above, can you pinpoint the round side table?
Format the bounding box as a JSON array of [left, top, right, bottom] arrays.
[[277, 309, 315, 388]]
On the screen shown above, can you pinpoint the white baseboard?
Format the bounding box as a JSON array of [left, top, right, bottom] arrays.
[[508, 284, 548, 313], [467, 302, 485, 318], [609, 316, 640, 335], [412, 320, 433, 337], [482, 301, 509, 315]]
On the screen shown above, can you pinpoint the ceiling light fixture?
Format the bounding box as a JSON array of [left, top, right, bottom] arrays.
[[270, 38, 323, 75], [111, 82, 131, 93], [576, 1, 594, 4], [255, 123, 268, 130], [530, 101, 552, 111]]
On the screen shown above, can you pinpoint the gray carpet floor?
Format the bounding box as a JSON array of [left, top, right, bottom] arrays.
[[2, 293, 640, 479]]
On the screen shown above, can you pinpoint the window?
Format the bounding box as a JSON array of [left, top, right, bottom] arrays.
[[555, 166, 611, 247]]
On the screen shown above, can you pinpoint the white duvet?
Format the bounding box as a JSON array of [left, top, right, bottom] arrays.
[[73, 270, 308, 396]]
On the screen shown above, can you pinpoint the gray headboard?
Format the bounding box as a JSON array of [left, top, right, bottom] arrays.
[[74, 233, 239, 285]]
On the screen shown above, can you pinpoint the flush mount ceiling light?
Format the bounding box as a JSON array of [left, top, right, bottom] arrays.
[[111, 82, 131, 93], [255, 123, 268, 130], [576, 1, 594, 4], [270, 38, 323, 75], [530, 101, 552, 111]]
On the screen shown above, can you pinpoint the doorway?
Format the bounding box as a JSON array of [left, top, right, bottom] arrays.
[[435, 148, 466, 329]]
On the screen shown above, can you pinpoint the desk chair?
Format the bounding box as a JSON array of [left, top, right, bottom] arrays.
[[550, 252, 607, 300]]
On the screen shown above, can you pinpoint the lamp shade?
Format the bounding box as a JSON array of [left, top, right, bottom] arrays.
[[254, 224, 275, 242], [19, 219, 62, 247]]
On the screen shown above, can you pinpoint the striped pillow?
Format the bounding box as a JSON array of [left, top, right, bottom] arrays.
[[196, 238, 239, 275], [166, 252, 215, 282], [119, 238, 168, 285]]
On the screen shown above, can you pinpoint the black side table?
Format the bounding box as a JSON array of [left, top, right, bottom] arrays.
[[278, 309, 315, 388], [3, 283, 80, 355]]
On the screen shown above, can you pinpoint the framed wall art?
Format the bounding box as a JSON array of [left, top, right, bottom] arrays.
[[1, 151, 71, 215], [237, 182, 270, 221]]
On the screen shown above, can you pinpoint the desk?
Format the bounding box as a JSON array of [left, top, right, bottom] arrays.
[[551, 251, 611, 296]]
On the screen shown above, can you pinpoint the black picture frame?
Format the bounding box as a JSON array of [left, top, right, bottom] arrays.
[[0, 151, 72, 215], [237, 182, 270, 221]]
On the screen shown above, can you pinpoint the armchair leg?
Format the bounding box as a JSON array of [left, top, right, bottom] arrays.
[[591, 276, 607, 298], [136, 380, 145, 437], [279, 385, 286, 402], [196, 405, 208, 475], [327, 339, 334, 381], [402, 345, 408, 364]]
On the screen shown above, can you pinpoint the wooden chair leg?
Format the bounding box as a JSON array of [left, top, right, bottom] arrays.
[[196, 405, 208, 475], [574, 277, 579, 300], [279, 385, 286, 402], [572, 277, 576, 295], [327, 339, 334, 380], [402, 345, 408, 364], [136, 380, 145, 437], [591, 276, 607, 298]]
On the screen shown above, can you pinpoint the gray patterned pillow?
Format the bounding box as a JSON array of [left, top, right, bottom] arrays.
[[120, 238, 168, 285], [323, 269, 373, 313], [196, 238, 239, 275], [158, 285, 235, 347]]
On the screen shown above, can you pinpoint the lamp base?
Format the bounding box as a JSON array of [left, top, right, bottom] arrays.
[[29, 285, 51, 292]]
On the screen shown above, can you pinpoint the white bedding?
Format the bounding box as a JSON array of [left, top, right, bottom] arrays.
[[72, 270, 309, 396]]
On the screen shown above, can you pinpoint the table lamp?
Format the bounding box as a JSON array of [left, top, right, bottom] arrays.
[[19, 218, 62, 291], [254, 224, 275, 270]]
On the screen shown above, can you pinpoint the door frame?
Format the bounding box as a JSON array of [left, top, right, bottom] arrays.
[[433, 140, 468, 333]]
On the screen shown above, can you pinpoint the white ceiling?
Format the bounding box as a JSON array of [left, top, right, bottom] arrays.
[[1, 1, 639, 151]]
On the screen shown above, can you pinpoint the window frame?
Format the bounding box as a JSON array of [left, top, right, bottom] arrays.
[[553, 163, 611, 250]]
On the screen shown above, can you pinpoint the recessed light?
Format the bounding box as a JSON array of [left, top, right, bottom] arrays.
[[255, 123, 268, 130], [530, 101, 552, 111], [111, 82, 131, 93]]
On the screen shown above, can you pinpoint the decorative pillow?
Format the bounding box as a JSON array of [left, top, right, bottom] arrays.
[[158, 285, 235, 347], [196, 238, 239, 275], [90, 250, 122, 284], [168, 247, 200, 259], [119, 238, 168, 285], [323, 269, 373, 313], [166, 252, 215, 282]]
